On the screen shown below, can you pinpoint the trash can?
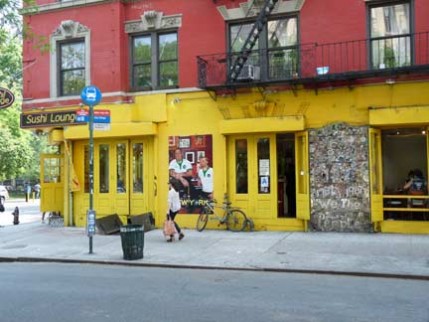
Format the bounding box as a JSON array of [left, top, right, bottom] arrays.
[[120, 224, 144, 260]]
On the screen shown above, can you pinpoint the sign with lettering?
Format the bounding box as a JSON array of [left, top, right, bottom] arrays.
[[20, 110, 81, 128], [0, 87, 15, 109], [76, 109, 111, 123]]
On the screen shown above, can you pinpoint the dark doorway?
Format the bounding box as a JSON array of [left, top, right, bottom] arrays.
[[276, 134, 296, 218]]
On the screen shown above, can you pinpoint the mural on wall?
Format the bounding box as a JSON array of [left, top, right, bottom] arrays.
[[168, 135, 213, 214], [309, 123, 372, 232]]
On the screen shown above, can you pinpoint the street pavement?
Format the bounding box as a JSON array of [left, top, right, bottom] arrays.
[[0, 198, 428, 279]]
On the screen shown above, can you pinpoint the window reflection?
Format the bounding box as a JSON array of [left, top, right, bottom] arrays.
[[117, 144, 126, 193], [257, 138, 270, 194], [370, 3, 411, 69], [133, 143, 144, 193], [59, 40, 85, 96], [43, 158, 61, 183], [236, 139, 248, 194], [99, 145, 109, 193]]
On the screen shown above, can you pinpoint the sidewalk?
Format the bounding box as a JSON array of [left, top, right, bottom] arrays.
[[0, 221, 428, 279]]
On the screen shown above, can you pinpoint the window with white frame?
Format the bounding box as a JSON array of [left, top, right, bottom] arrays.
[[131, 32, 178, 91], [369, 1, 412, 69], [50, 20, 90, 98], [58, 39, 86, 96]]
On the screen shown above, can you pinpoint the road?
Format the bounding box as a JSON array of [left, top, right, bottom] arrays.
[[0, 263, 428, 322], [0, 198, 41, 226]]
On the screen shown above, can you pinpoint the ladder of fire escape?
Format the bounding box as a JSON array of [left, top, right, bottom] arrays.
[[228, 0, 279, 82]]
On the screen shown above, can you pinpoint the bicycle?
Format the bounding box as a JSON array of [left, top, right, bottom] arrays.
[[196, 193, 249, 232]]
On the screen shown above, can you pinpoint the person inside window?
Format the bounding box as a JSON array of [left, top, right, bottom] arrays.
[[403, 168, 427, 195], [403, 168, 427, 209]]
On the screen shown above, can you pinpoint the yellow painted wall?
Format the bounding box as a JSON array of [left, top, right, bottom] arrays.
[[156, 93, 227, 230], [43, 80, 429, 233]]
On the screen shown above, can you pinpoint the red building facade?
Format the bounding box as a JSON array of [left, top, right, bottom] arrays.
[[22, 0, 429, 234]]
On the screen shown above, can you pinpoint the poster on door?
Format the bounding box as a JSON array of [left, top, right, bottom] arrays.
[[168, 134, 213, 214]]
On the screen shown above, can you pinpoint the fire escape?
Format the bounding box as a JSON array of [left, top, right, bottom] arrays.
[[198, 1, 429, 94], [228, 0, 279, 82]]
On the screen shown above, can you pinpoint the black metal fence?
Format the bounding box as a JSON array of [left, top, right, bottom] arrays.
[[197, 31, 429, 89]]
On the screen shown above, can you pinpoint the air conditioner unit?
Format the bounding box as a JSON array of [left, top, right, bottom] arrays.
[[236, 64, 261, 81]]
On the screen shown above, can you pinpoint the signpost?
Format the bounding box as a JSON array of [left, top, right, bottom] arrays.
[[80, 85, 102, 254]]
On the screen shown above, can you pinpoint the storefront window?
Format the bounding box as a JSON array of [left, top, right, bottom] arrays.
[[257, 138, 270, 194], [236, 139, 248, 194], [99, 144, 109, 193], [132, 143, 143, 193], [43, 158, 61, 183], [382, 127, 428, 221], [116, 144, 126, 193]]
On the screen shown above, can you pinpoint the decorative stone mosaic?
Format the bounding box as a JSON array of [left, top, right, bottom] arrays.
[[309, 123, 373, 232]]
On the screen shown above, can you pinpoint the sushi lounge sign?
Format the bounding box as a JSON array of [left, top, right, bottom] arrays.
[[0, 87, 15, 109]]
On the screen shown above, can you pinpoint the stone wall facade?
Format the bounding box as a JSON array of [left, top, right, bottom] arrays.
[[309, 123, 373, 232]]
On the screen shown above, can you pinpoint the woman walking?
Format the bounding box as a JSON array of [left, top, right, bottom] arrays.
[[167, 179, 185, 242]]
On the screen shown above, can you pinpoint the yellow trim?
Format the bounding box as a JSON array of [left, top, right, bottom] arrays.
[[220, 116, 305, 134], [49, 129, 64, 145], [380, 221, 429, 234], [40, 154, 64, 214], [295, 131, 310, 222], [369, 128, 383, 223], [369, 106, 429, 126], [64, 122, 157, 139]]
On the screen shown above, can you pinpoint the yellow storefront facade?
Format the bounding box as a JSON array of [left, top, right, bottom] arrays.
[[30, 80, 429, 235]]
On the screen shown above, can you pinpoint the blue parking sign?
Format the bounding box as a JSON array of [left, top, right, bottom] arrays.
[[81, 85, 102, 106]]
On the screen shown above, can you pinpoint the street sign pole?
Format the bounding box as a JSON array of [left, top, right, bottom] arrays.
[[88, 103, 94, 254], [80, 85, 102, 255]]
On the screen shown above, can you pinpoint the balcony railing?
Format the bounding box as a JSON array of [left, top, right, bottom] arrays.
[[197, 31, 429, 90]]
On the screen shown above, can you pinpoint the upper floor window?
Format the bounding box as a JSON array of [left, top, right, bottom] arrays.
[[131, 32, 178, 91], [228, 16, 298, 81], [369, 1, 411, 69], [50, 20, 90, 98], [58, 39, 86, 96]]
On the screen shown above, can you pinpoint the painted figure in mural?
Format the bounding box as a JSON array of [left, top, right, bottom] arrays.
[[169, 148, 193, 196], [197, 157, 214, 200], [167, 179, 184, 242]]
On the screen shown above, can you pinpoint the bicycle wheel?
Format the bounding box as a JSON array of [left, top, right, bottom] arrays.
[[196, 208, 209, 232], [226, 209, 247, 232]]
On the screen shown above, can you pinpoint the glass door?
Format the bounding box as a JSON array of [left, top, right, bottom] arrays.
[[92, 141, 129, 216], [228, 134, 276, 219], [40, 154, 64, 214]]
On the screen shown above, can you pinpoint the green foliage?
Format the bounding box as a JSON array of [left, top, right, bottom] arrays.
[[0, 0, 48, 182], [384, 46, 396, 69], [0, 35, 22, 89]]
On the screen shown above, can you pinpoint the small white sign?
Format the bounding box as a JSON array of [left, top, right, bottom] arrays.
[[259, 159, 270, 176], [93, 123, 111, 131]]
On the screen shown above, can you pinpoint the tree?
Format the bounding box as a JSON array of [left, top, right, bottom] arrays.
[[0, 0, 49, 183]]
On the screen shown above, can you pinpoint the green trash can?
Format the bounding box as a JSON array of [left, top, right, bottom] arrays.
[[120, 224, 144, 260]]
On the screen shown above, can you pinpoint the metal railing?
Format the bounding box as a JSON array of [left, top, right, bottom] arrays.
[[197, 31, 429, 89]]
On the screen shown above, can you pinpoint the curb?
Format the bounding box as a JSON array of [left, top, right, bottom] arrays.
[[1, 256, 428, 281]]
